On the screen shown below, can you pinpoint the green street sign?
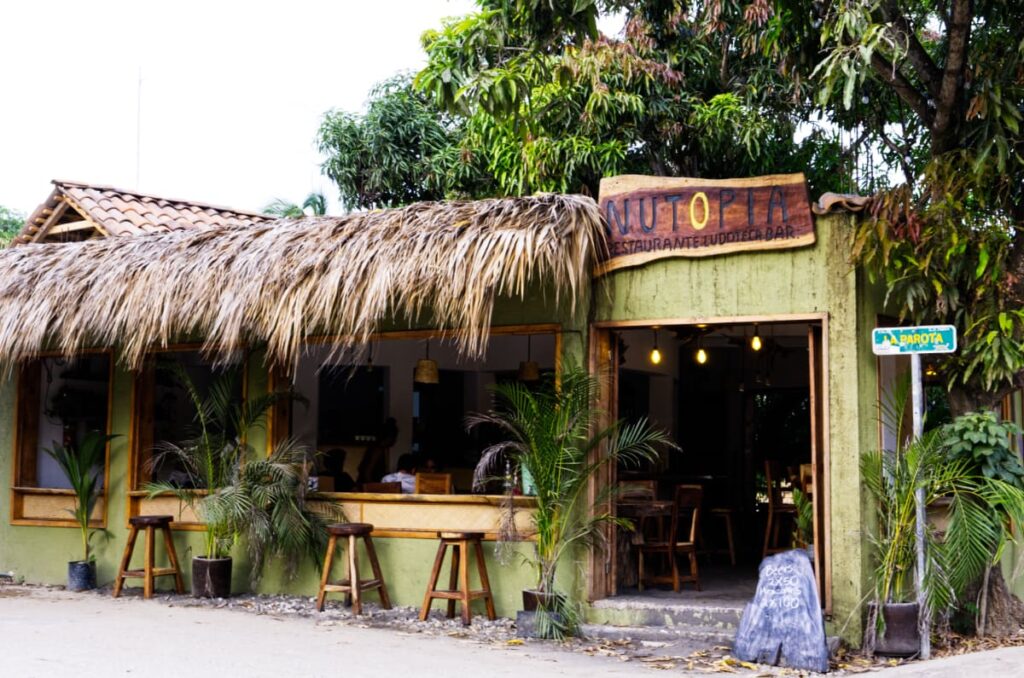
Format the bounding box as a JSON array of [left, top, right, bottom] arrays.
[[872, 325, 957, 356]]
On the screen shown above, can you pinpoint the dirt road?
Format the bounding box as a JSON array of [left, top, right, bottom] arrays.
[[2, 586, 1022, 677], [0, 586, 638, 677]]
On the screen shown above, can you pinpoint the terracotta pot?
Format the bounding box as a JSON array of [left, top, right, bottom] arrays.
[[67, 560, 96, 591], [870, 601, 921, 657], [192, 557, 232, 598]]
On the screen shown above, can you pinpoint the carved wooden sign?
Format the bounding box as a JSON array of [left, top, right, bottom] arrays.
[[596, 174, 815, 274]]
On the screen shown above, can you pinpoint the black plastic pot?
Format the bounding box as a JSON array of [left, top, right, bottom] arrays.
[[871, 602, 921, 657], [522, 589, 565, 612], [67, 560, 96, 591], [192, 557, 232, 598]]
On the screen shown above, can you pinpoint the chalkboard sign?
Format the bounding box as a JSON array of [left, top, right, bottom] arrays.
[[733, 550, 829, 673]]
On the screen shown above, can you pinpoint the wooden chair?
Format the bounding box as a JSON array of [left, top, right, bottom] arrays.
[[638, 485, 702, 592], [762, 460, 798, 558], [799, 463, 815, 497], [113, 515, 185, 599], [361, 481, 402, 493], [618, 479, 657, 500], [706, 507, 737, 566], [618, 479, 662, 541], [420, 531, 496, 625], [316, 522, 391, 615], [414, 473, 453, 494]]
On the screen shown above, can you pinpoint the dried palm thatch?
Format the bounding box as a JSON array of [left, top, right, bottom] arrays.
[[0, 194, 604, 371]]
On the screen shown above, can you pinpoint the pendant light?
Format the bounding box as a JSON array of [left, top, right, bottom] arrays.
[[517, 335, 541, 382], [695, 333, 708, 365], [413, 340, 439, 384], [649, 328, 662, 365], [751, 323, 763, 352]]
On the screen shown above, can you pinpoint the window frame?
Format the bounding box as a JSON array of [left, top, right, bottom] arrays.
[[127, 344, 247, 530], [10, 349, 114, 528]]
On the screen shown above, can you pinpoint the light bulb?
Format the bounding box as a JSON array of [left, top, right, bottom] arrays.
[[696, 348, 708, 365], [650, 347, 662, 365], [751, 334, 762, 351]]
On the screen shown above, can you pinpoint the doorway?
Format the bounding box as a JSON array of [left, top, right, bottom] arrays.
[[591, 318, 829, 608]]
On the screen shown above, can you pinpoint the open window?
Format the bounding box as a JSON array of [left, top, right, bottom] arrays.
[[11, 353, 113, 526], [271, 326, 561, 496], [128, 348, 244, 524]]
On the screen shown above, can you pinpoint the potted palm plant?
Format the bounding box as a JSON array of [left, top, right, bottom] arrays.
[[44, 431, 118, 591], [861, 428, 1024, 656], [469, 367, 675, 639], [791, 487, 814, 559], [146, 361, 338, 597]]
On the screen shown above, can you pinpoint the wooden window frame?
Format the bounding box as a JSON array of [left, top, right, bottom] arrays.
[[10, 350, 114, 528], [126, 344, 247, 530]]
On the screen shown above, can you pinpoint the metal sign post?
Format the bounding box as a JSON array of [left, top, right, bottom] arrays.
[[910, 353, 929, 659], [872, 324, 956, 660]]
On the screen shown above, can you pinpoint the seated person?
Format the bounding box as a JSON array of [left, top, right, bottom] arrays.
[[421, 455, 440, 473], [323, 448, 355, 493], [381, 453, 417, 494]]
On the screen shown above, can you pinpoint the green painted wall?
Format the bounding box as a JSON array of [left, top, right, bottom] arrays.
[[595, 213, 874, 644]]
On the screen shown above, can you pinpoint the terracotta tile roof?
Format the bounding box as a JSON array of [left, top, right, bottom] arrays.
[[13, 180, 271, 245]]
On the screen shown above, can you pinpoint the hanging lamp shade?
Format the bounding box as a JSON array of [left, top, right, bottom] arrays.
[[414, 341, 439, 384], [517, 360, 540, 382], [649, 327, 662, 365], [517, 335, 540, 382]]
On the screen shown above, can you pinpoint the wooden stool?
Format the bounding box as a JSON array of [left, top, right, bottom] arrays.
[[709, 508, 737, 566], [420, 531, 496, 626], [113, 515, 184, 599], [316, 523, 391, 615]]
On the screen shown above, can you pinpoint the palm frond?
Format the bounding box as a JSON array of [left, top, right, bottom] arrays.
[[468, 365, 677, 637]]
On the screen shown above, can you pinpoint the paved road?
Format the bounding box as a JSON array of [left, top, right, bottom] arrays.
[[1, 586, 1022, 677]]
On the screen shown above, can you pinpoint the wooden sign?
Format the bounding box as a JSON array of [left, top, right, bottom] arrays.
[[596, 174, 815, 274]]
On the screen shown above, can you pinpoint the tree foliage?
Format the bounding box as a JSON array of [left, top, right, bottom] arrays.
[[263, 192, 328, 218], [317, 2, 846, 208], [447, 0, 1024, 408], [0, 205, 24, 247], [644, 0, 1024, 409], [317, 75, 495, 210]]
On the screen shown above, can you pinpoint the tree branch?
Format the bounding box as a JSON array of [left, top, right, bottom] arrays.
[[880, 0, 942, 97], [869, 51, 934, 126], [932, 0, 973, 154]]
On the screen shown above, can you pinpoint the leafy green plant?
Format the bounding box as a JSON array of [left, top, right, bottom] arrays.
[[791, 487, 814, 548], [145, 361, 339, 585], [469, 366, 675, 638], [44, 431, 119, 562], [941, 411, 1024, 489], [861, 430, 1024, 648]]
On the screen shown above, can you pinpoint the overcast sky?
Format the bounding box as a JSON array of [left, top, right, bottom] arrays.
[[0, 0, 478, 216]]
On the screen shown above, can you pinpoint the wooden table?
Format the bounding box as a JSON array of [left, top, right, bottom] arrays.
[[616, 500, 673, 587]]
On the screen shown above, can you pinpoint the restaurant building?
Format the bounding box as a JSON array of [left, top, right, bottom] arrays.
[[2, 176, 1017, 644]]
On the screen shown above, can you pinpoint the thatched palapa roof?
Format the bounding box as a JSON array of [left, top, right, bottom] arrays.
[[0, 194, 604, 370]]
